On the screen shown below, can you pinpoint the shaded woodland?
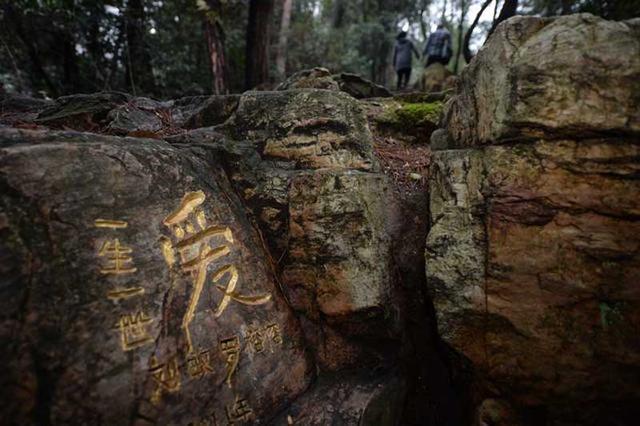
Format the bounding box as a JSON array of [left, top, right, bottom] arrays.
[[1, 0, 638, 98]]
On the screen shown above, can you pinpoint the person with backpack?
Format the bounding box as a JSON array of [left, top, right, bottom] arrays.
[[423, 23, 452, 66], [393, 31, 420, 90]]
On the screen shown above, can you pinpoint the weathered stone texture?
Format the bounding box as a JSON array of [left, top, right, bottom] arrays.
[[427, 13, 640, 425], [201, 89, 402, 370], [418, 63, 457, 93], [276, 67, 392, 99], [272, 370, 406, 425], [442, 14, 640, 148], [0, 128, 312, 424], [430, 139, 640, 422]]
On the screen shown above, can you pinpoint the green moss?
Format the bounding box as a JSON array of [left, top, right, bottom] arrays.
[[378, 101, 443, 128]]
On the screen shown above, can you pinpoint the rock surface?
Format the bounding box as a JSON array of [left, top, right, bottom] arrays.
[[441, 14, 640, 148], [0, 83, 429, 423], [172, 89, 404, 371], [418, 63, 456, 93], [275, 67, 340, 91], [332, 72, 392, 99], [0, 128, 312, 424], [428, 13, 640, 424], [276, 68, 392, 99], [272, 370, 406, 425]]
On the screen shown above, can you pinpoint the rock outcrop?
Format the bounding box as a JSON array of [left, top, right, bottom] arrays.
[[170, 89, 404, 371], [418, 63, 457, 93], [4, 15, 637, 422], [0, 85, 425, 423], [0, 128, 312, 424], [276, 67, 392, 99], [427, 13, 640, 425], [441, 14, 640, 148]]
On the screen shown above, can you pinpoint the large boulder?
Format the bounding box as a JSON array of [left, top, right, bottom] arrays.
[[105, 97, 167, 135], [276, 68, 392, 99], [283, 170, 401, 369], [169, 95, 240, 129], [418, 63, 456, 93], [35, 92, 131, 131], [275, 68, 340, 91], [427, 13, 640, 424], [0, 128, 312, 424], [332, 73, 392, 99], [442, 14, 640, 148], [170, 89, 403, 371]]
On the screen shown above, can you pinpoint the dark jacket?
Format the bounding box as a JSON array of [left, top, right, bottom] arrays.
[[424, 28, 452, 59], [393, 39, 419, 71]]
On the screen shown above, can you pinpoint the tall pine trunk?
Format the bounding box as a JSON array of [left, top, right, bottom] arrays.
[[124, 0, 156, 95], [204, 16, 227, 94], [245, 0, 274, 90], [453, 0, 467, 74], [275, 0, 293, 80]]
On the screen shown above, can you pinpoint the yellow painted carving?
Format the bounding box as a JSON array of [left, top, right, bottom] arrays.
[[94, 219, 128, 229], [265, 323, 283, 345], [186, 349, 214, 379], [159, 236, 175, 267], [107, 287, 145, 300], [246, 322, 284, 354], [98, 238, 137, 275], [220, 336, 240, 388], [213, 265, 272, 318], [149, 354, 181, 404], [246, 326, 266, 353], [116, 311, 153, 351], [161, 190, 271, 354], [225, 396, 253, 423]]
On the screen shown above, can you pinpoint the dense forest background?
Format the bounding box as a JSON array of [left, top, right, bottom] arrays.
[[1, 0, 638, 99]]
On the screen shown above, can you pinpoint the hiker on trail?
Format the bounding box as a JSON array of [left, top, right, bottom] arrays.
[[393, 31, 420, 90], [424, 23, 452, 66]]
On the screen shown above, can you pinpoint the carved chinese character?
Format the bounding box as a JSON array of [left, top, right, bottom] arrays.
[[246, 326, 266, 353], [160, 190, 271, 353], [94, 219, 128, 229], [220, 336, 240, 388], [225, 397, 253, 424], [265, 323, 283, 345], [149, 354, 181, 404], [187, 349, 214, 379], [95, 219, 137, 275], [97, 238, 137, 275], [116, 311, 153, 351], [107, 287, 145, 300]]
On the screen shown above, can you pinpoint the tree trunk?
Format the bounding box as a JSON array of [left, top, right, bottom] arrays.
[[87, 2, 106, 89], [462, 0, 493, 63], [61, 30, 80, 94], [332, 0, 346, 28], [2, 3, 59, 97], [124, 0, 156, 95], [453, 0, 467, 74], [204, 18, 227, 94], [488, 0, 518, 38], [275, 0, 293, 80], [245, 0, 274, 90], [418, 0, 430, 42]]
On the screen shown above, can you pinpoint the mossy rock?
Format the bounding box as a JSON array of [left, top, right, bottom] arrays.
[[375, 101, 443, 133], [393, 102, 442, 126]]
